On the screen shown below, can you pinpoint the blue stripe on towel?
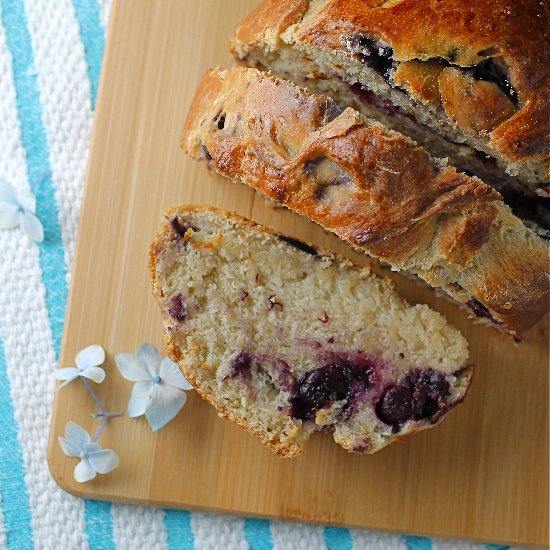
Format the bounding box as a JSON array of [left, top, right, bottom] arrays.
[[84, 500, 116, 550], [403, 535, 432, 550], [244, 518, 273, 550], [72, 0, 105, 109], [324, 526, 353, 550], [164, 509, 194, 550], [0, 336, 34, 550]]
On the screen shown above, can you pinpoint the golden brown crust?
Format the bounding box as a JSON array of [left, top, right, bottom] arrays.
[[438, 68, 517, 134], [182, 67, 550, 335], [233, 0, 309, 49], [232, 0, 550, 178], [393, 60, 443, 106]]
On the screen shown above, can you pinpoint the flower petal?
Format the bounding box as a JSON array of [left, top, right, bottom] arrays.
[[83, 442, 102, 453], [0, 203, 20, 229], [159, 357, 193, 390], [55, 367, 80, 389], [115, 352, 150, 381], [17, 188, 36, 213], [137, 343, 162, 377], [87, 449, 120, 474], [127, 381, 153, 417], [58, 436, 81, 457], [80, 366, 106, 384], [65, 421, 91, 449], [54, 367, 80, 381], [0, 181, 19, 205], [76, 344, 105, 370], [74, 458, 97, 483], [20, 211, 43, 242], [145, 384, 186, 431]]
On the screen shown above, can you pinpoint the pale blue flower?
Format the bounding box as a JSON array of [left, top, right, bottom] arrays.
[[115, 343, 193, 431], [0, 180, 43, 242], [55, 344, 106, 389], [58, 421, 119, 483]]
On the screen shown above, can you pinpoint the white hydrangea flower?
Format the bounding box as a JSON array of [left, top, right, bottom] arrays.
[[54, 344, 106, 389], [0, 180, 43, 242], [115, 343, 193, 431], [58, 422, 119, 483]]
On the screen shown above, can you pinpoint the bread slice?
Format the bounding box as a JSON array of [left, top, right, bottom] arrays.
[[149, 205, 472, 456], [182, 67, 549, 336], [230, 0, 550, 237]]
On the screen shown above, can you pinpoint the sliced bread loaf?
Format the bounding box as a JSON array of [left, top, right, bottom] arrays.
[[182, 67, 549, 336], [149, 205, 472, 456], [230, 0, 550, 235]]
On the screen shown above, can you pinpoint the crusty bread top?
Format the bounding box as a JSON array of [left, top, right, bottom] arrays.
[[182, 67, 550, 335], [232, 0, 550, 179]]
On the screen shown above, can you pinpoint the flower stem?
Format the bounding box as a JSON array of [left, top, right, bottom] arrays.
[[81, 377, 106, 414], [92, 415, 108, 443], [81, 377, 121, 442], [90, 411, 123, 419]]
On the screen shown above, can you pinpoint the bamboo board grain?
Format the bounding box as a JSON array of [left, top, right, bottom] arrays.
[[47, 0, 549, 546]]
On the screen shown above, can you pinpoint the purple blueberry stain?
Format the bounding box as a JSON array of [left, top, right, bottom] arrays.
[[352, 439, 370, 453], [168, 294, 187, 322], [225, 350, 253, 382], [273, 359, 294, 392], [170, 217, 189, 240]]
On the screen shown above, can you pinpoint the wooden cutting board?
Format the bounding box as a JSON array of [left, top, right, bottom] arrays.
[[47, 0, 549, 546]]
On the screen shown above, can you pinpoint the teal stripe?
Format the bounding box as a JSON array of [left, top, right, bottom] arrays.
[[72, 0, 105, 109], [0, 336, 34, 549], [244, 518, 273, 550], [402, 535, 432, 550], [163, 510, 194, 550], [486, 545, 509, 549], [1, 0, 67, 357], [324, 526, 352, 550], [2, 0, 115, 547], [84, 501, 116, 550]]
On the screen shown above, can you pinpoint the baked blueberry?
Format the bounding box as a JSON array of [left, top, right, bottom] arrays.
[[168, 293, 187, 321]]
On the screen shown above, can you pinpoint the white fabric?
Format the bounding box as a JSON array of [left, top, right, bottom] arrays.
[[112, 504, 167, 550], [270, 520, 326, 550], [99, 0, 112, 33], [190, 512, 248, 550], [351, 529, 408, 549]]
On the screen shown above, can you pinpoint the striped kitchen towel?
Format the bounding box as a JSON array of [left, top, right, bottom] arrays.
[[0, 0, 520, 549]]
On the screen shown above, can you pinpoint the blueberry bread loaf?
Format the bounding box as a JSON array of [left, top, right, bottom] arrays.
[[149, 205, 472, 456], [231, 0, 550, 237], [182, 68, 549, 336]]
